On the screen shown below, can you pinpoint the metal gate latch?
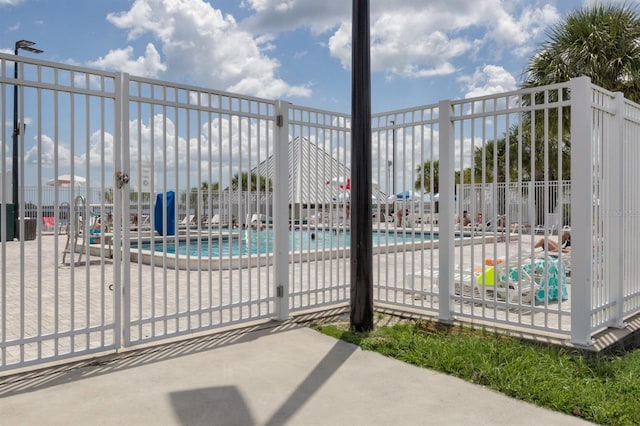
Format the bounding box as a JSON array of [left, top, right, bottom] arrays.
[[116, 171, 130, 188]]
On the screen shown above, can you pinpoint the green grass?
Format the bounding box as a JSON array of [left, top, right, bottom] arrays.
[[313, 320, 640, 426]]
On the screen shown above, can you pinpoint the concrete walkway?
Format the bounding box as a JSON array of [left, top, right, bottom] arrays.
[[0, 322, 592, 425]]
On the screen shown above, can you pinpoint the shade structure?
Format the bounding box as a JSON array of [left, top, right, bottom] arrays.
[[47, 174, 86, 187], [251, 136, 388, 204]]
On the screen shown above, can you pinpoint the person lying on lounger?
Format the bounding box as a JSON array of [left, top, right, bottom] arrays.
[[535, 231, 570, 253]]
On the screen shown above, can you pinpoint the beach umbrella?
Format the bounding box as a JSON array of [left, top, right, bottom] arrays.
[[47, 174, 87, 187]]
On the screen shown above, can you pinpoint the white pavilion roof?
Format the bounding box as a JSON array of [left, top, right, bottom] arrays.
[[252, 137, 387, 205]]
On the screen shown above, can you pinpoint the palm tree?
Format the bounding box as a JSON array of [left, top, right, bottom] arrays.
[[523, 3, 640, 103], [200, 181, 219, 217], [415, 160, 477, 192], [473, 125, 570, 183], [201, 181, 220, 192], [414, 160, 439, 194], [231, 172, 272, 192]]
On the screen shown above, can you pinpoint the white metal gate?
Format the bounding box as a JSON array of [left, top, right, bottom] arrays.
[[0, 53, 283, 371], [120, 74, 279, 347], [0, 53, 121, 370]]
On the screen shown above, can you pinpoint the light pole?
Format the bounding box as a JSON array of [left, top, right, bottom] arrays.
[[387, 160, 392, 195], [390, 120, 395, 196], [12, 40, 43, 235]]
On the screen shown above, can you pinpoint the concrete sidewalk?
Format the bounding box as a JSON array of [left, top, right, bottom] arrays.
[[0, 322, 592, 426]]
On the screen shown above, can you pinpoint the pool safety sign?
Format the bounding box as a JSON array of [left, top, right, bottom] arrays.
[[138, 162, 154, 193]]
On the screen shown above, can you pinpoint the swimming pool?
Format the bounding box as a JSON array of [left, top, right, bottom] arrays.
[[132, 227, 438, 257]]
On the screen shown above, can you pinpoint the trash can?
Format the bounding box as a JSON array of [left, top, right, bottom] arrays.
[[17, 217, 37, 241], [0, 204, 15, 241]]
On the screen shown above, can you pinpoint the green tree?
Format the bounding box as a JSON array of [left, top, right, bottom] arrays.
[[524, 3, 640, 103], [414, 160, 439, 193], [471, 125, 570, 184], [417, 161, 483, 194], [104, 189, 114, 203], [515, 120, 571, 182], [201, 181, 219, 192], [231, 172, 272, 192]]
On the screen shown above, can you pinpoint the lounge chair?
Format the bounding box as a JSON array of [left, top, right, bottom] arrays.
[[408, 249, 565, 304], [406, 268, 487, 300], [478, 249, 570, 303], [534, 213, 561, 235], [474, 257, 539, 304], [180, 214, 195, 227], [473, 214, 502, 232]]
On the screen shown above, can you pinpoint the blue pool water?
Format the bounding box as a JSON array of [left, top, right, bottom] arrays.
[[133, 228, 438, 257]]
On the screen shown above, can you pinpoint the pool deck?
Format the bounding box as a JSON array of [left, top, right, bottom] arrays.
[[1, 227, 639, 425], [2, 226, 637, 371]]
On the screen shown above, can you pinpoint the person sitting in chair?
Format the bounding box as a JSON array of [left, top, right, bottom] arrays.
[[89, 218, 104, 244], [106, 213, 113, 231], [458, 210, 471, 226]]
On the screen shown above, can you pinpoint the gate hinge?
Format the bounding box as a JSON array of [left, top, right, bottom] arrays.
[[276, 114, 284, 128], [277, 285, 284, 298], [116, 171, 130, 189]]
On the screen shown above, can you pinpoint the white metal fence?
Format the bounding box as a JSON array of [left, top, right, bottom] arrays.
[[1, 53, 639, 372], [570, 78, 640, 343], [372, 86, 576, 336]]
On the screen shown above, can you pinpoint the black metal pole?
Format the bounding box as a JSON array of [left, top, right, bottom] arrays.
[[10, 40, 42, 239], [12, 44, 19, 235], [350, 0, 373, 332]]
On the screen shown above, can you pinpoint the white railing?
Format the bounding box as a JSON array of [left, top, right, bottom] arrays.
[[621, 99, 640, 316], [569, 78, 640, 343], [2, 53, 640, 372]]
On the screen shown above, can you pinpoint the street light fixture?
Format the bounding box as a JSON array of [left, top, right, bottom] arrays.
[[12, 40, 43, 237]]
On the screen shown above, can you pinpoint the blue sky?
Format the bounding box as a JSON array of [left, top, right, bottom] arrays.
[[1, 0, 616, 114]]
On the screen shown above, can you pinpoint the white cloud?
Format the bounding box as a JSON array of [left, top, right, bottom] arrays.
[[22, 113, 273, 189], [0, 0, 24, 5], [461, 65, 518, 98], [88, 44, 166, 78], [82, 0, 563, 100], [484, 3, 560, 54], [102, 0, 310, 99], [243, 0, 561, 80], [24, 134, 74, 167]]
